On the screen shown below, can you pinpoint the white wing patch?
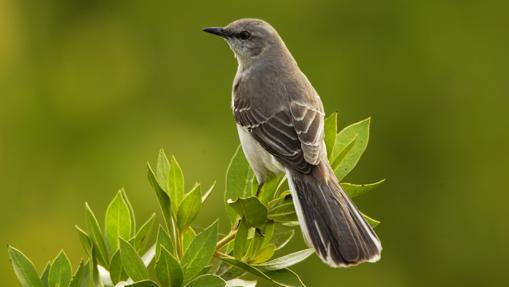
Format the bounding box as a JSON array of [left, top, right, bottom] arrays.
[[290, 102, 325, 165]]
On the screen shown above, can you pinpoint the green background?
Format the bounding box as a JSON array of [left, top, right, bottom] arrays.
[[1, 0, 508, 286]]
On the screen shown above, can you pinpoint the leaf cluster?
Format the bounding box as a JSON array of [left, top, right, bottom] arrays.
[[8, 114, 383, 287]]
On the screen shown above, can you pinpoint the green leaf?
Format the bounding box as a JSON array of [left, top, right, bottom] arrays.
[[225, 146, 255, 224], [119, 238, 149, 281], [184, 274, 226, 287], [201, 181, 216, 203], [273, 178, 290, 201], [155, 247, 183, 287], [260, 222, 275, 248], [148, 163, 172, 229], [156, 149, 171, 192], [105, 190, 133, 252], [227, 197, 267, 227], [134, 213, 156, 253], [267, 200, 297, 223], [126, 280, 160, 287], [168, 155, 185, 214], [48, 251, 72, 287], [85, 203, 109, 266], [257, 176, 284, 205], [156, 225, 175, 257], [8, 246, 43, 287], [361, 212, 381, 228], [69, 260, 89, 287], [75, 226, 92, 256], [220, 257, 305, 287], [255, 249, 315, 271], [233, 219, 250, 260], [177, 184, 202, 230], [206, 258, 223, 278], [342, 179, 385, 198], [330, 136, 356, 172], [247, 228, 264, 259], [265, 269, 306, 287], [109, 250, 125, 284], [90, 247, 103, 287], [181, 221, 218, 280], [324, 112, 338, 157], [120, 190, 137, 235], [272, 225, 295, 250], [220, 257, 269, 280], [252, 244, 276, 264], [331, 118, 370, 181], [41, 263, 50, 287], [183, 227, 196, 253]]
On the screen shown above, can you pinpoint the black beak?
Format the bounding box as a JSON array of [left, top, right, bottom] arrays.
[[203, 27, 228, 37]]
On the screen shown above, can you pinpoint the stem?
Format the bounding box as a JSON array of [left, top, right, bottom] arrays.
[[214, 250, 230, 258], [215, 229, 238, 251]]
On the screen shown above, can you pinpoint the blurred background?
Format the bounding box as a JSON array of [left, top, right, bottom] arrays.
[[1, 0, 508, 286]]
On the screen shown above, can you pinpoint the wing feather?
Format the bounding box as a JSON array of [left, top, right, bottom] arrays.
[[291, 102, 325, 165], [233, 74, 325, 173], [235, 102, 312, 173]]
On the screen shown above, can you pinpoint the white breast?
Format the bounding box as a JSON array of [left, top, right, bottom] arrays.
[[236, 124, 284, 183]]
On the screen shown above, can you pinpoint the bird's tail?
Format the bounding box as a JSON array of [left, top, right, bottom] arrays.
[[286, 162, 382, 267]]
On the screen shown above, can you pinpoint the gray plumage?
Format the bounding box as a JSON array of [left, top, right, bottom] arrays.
[[204, 18, 381, 267]]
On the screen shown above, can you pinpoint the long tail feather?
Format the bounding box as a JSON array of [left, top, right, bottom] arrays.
[[286, 163, 382, 267]]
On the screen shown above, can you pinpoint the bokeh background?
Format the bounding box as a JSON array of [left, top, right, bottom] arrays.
[[1, 0, 508, 286]]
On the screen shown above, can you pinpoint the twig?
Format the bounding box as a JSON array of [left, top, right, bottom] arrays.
[[216, 229, 238, 251]]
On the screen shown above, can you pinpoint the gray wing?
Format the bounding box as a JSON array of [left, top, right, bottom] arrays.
[[234, 94, 325, 174], [290, 101, 325, 165]]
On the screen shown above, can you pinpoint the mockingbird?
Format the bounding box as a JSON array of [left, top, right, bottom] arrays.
[[204, 18, 381, 267]]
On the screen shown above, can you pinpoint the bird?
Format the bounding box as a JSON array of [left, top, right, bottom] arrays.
[[203, 18, 381, 267]]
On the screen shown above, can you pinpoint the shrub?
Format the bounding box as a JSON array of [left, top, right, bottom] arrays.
[[8, 113, 383, 287]]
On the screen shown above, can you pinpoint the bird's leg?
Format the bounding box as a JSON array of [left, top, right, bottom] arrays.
[[256, 182, 265, 197]]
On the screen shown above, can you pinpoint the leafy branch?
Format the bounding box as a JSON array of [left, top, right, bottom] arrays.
[[8, 113, 383, 287]]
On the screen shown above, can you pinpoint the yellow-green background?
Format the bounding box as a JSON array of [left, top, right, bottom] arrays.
[[1, 0, 508, 286]]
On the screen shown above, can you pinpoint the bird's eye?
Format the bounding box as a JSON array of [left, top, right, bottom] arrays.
[[238, 31, 251, 40]]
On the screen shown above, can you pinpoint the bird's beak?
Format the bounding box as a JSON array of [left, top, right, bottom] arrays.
[[203, 27, 228, 38]]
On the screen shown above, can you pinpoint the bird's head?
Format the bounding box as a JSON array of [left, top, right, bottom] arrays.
[[203, 18, 286, 67]]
